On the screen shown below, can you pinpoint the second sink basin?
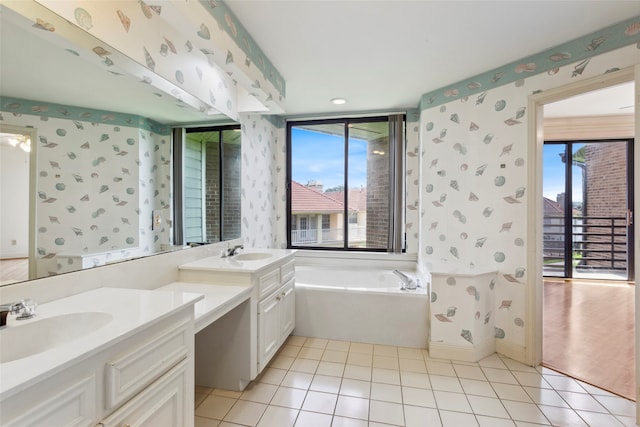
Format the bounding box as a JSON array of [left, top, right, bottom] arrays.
[[0, 312, 113, 363], [234, 252, 273, 261]]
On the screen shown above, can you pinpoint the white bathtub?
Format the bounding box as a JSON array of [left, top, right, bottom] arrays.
[[294, 266, 430, 348]]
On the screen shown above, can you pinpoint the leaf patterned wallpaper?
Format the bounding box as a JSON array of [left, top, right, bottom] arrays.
[[430, 271, 497, 351], [0, 104, 171, 278], [420, 42, 639, 353], [34, 0, 285, 119], [405, 111, 421, 254], [238, 114, 285, 249]]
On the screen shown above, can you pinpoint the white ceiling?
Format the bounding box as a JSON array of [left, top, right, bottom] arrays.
[[226, 0, 638, 116], [1, 1, 637, 122], [544, 81, 635, 117]]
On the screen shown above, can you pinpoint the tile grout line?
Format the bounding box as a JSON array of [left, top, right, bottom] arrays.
[[195, 336, 635, 426]]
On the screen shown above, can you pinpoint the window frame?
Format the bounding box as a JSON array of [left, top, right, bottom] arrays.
[[286, 115, 405, 252], [173, 124, 241, 245]]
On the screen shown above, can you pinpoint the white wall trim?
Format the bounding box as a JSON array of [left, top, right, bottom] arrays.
[[544, 114, 634, 140], [428, 338, 495, 363], [495, 339, 527, 364], [634, 63, 639, 422]]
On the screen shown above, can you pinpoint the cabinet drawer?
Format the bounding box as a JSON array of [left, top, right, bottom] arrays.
[[3, 375, 96, 427], [105, 320, 190, 410], [258, 268, 281, 298], [100, 359, 189, 427], [280, 259, 295, 284]]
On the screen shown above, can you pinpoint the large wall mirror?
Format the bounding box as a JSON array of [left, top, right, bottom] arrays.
[[0, 4, 241, 285]]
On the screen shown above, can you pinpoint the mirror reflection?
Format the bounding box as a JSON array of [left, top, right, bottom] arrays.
[[0, 128, 33, 283], [182, 126, 242, 244], [0, 5, 242, 285]]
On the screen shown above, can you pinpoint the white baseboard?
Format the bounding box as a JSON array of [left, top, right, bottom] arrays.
[[428, 338, 495, 363], [496, 339, 527, 364], [0, 251, 27, 259], [428, 337, 546, 367]]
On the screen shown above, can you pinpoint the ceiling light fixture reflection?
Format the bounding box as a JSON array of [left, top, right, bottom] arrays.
[[330, 98, 347, 105], [5, 134, 31, 152], [20, 139, 31, 152]]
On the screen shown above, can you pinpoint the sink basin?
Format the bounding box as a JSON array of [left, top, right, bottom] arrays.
[[234, 252, 273, 261], [0, 312, 113, 363]]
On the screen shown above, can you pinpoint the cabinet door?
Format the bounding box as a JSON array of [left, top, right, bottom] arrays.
[[279, 280, 295, 340], [100, 360, 191, 427], [2, 375, 96, 427], [257, 290, 280, 372]]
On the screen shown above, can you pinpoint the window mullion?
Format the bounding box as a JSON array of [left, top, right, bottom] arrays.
[[343, 121, 349, 250]]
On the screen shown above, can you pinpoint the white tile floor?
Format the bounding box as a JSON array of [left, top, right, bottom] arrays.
[[194, 336, 637, 427]]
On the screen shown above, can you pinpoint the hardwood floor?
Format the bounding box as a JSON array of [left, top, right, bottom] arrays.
[[0, 258, 28, 284], [543, 278, 635, 401]]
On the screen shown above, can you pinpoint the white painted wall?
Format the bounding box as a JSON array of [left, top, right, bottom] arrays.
[[0, 144, 29, 258]]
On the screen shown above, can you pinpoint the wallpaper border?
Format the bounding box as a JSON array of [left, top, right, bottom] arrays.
[[419, 15, 640, 110], [0, 96, 170, 135], [203, 0, 286, 97]]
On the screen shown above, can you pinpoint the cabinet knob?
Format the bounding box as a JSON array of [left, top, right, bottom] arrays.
[[276, 296, 281, 301]]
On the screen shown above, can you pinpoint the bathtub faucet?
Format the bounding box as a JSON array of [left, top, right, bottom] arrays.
[[393, 270, 417, 290]]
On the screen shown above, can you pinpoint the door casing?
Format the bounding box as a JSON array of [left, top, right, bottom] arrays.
[[525, 66, 638, 416]]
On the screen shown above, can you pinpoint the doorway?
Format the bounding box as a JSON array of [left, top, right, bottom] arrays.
[[543, 139, 634, 281], [0, 126, 34, 283], [537, 79, 636, 401]]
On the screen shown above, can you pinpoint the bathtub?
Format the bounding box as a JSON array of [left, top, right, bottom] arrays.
[[294, 265, 430, 348]]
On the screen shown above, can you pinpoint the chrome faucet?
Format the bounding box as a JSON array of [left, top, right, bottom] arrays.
[[393, 270, 418, 290], [0, 299, 37, 328], [223, 244, 244, 257]]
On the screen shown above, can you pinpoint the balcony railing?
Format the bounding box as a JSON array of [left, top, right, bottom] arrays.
[[291, 226, 366, 246], [543, 215, 628, 272]]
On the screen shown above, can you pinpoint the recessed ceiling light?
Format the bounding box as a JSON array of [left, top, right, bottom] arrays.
[[330, 98, 347, 105]]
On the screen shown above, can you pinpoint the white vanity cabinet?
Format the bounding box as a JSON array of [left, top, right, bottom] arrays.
[[98, 316, 194, 427], [98, 359, 189, 427], [177, 249, 295, 386], [1, 372, 98, 427], [257, 260, 295, 372], [0, 289, 198, 427]]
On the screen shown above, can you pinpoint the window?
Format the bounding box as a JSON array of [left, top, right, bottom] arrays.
[[287, 115, 405, 251], [322, 214, 331, 229], [174, 125, 241, 244]]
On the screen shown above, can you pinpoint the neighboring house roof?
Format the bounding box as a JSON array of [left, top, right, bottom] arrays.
[[325, 187, 367, 212], [291, 181, 344, 213], [543, 197, 564, 216], [543, 197, 581, 216]]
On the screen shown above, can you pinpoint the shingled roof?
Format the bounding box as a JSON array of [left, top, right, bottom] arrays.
[[291, 181, 345, 213], [324, 187, 367, 211]]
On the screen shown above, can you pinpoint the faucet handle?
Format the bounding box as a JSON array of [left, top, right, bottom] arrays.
[[15, 299, 37, 320]]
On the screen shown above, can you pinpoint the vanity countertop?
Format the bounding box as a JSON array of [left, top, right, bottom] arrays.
[[155, 282, 253, 333], [178, 248, 296, 273], [0, 287, 202, 400]]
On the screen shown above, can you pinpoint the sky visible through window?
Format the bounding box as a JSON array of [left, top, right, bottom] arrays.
[[543, 143, 585, 204], [294, 127, 585, 205], [291, 127, 368, 190]]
